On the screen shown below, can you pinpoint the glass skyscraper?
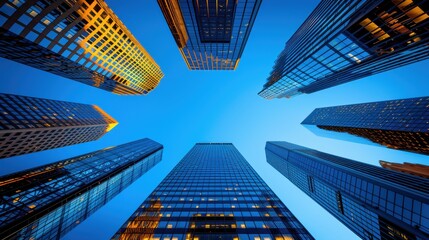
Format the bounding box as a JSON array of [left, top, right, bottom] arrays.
[[301, 96, 429, 155], [0, 93, 118, 159], [259, 0, 429, 99], [0, 0, 163, 95], [158, 0, 262, 70], [265, 141, 429, 240], [112, 143, 313, 240], [0, 138, 163, 240]]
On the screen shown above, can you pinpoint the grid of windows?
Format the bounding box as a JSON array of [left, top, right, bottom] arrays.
[[0, 0, 164, 95], [113, 143, 313, 240], [0, 138, 163, 240], [302, 96, 429, 155], [259, 0, 429, 99], [0, 93, 117, 158], [266, 141, 429, 240], [158, 0, 262, 70]]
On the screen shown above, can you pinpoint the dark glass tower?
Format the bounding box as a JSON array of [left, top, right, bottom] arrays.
[[158, 0, 262, 70], [0, 93, 118, 159], [0, 0, 163, 95], [112, 143, 314, 240], [301, 96, 429, 155], [0, 138, 163, 240], [265, 141, 429, 240], [259, 0, 429, 99]]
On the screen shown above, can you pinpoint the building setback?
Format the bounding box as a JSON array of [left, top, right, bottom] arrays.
[[158, 0, 262, 70], [0, 0, 163, 95], [259, 0, 429, 99], [301, 96, 429, 155], [266, 141, 429, 240], [0, 138, 163, 240], [0, 93, 118, 159], [112, 143, 313, 240]]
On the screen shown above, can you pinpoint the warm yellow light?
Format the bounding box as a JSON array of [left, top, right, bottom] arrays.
[[92, 105, 118, 132]]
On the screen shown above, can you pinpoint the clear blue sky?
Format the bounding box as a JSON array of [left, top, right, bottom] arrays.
[[0, 0, 428, 239]]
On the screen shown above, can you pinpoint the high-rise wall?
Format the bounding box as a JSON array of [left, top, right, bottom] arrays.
[[0, 138, 163, 240], [266, 141, 429, 239], [158, 0, 262, 70], [0, 93, 118, 159], [113, 143, 313, 240], [259, 0, 429, 99], [0, 0, 163, 94]]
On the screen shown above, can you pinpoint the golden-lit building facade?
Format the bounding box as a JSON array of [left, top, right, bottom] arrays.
[[380, 161, 429, 179], [158, 0, 262, 70], [0, 0, 163, 94], [0, 93, 117, 159], [302, 96, 429, 155], [260, 0, 429, 99]]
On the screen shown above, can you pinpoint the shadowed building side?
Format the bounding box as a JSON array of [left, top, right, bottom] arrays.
[[0, 0, 163, 94], [0, 93, 118, 159], [0, 138, 163, 240]]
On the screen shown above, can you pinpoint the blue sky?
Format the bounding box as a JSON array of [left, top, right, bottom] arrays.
[[1, 0, 428, 239]]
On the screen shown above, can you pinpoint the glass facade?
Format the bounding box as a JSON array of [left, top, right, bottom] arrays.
[[0, 0, 164, 95], [266, 141, 429, 240], [0, 93, 118, 159], [259, 0, 429, 99], [158, 0, 262, 70], [112, 143, 313, 240], [0, 138, 163, 240], [301, 96, 429, 155]]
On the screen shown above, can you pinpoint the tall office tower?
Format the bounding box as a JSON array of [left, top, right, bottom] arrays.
[[158, 0, 262, 70], [259, 0, 429, 99], [113, 143, 314, 240], [0, 138, 163, 240], [301, 96, 429, 155], [266, 141, 429, 240], [380, 160, 429, 179], [0, 93, 118, 159], [0, 0, 163, 95]]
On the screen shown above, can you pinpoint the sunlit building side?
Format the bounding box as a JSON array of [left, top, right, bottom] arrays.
[[380, 161, 429, 179], [0, 0, 163, 94], [259, 0, 429, 99], [301, 96, 429, 155], [112, 143, 314, 240], [0, 93, 118, 159], [158, 0, 262, 70], [0, 138, 163, 240], [266, 141, 429, 240]]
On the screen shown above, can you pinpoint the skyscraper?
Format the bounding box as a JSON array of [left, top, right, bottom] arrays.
[[265, 141, 429, 240], [112, 143, 314, 240], [0, 93, 118, 159], [259, 0, 429, 99], [380, 161, 429, 179], [0, 138, 163, 240], [158, 0, 262, 70], [301, 96, 429, 155], [0, 0, 163, 95]]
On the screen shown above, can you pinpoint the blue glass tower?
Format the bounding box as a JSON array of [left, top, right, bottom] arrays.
[[301, 96, 429, 155], [0, 138, 163, 240], [113, 143, 314, 240], [158, 0, 262, 70], [259, 0, 429, 99], [266, 141, 429, 240]]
